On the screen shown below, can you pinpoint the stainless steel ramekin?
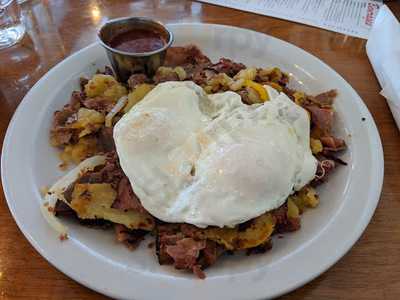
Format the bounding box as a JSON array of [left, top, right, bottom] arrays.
[[98, 17, 174, 82]]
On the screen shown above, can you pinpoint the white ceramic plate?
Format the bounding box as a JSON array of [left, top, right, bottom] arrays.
[[2, 24, 384, 300]]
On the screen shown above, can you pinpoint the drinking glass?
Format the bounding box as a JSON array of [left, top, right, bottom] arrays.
[[0, 0, 25, 50]]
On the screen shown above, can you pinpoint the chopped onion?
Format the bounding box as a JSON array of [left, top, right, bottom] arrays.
[[40, 194, 68, 236], [40, 155, 107, 237], [105, 95, 128, 127]]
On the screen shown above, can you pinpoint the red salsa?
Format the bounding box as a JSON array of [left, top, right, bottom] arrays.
[[110, 28, 165, 53]]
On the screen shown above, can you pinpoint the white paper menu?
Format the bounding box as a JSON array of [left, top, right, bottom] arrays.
[[198, 0, 383, 39]]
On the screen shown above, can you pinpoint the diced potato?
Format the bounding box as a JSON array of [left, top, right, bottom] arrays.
[[236, 213, 275, 249], [174, 66, 187, 81], [100, 209, 154, 230], [302, 186, 319, 208], [198, 213, 275, 250], [124, 84, 154, 113], [70, 183, 154, 230], [293, 91, 305, 106], [265, 81, 283, 92], [268, 67, 283, 83], [85, 74, 118, 97], [84, 74, 127, 101], [203, 227, 237, 250], [291, 195, 305, 213], [203, 85, 213, 94], [257, 67, 285, 84], [103, 83, 128, 102], [287, 198, 300, 219], [257, 68, 273, 81], [60, 136, 98, 165], [155, 66, 186, 81], [70, 108, 105, 137], [50, 127, 75, 147], [156, 66, 174, 76], [204, 73, 233, 93], [71, 183, 117, 216], [310, 138, 323, 154], [245, 86, 262, 104], [75, 108, 105, 125], [181, 229, 229, 251], [234, 67, 257, 81], [244, 80, 268, 101], [291, 186, 319, 213]]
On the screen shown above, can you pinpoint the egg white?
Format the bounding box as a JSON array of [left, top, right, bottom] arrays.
[[114, 81, 317, 228]]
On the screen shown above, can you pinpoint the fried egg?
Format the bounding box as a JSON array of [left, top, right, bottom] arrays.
[[114, 81, 317, 228]]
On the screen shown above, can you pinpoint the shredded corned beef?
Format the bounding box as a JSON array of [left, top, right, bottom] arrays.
[[198, 241, 221, 268], [192, 265, 206, 279], [192, 68, 217, 86], [207, 58, 246, 77], [305, 105, 334, 133], [127, 73, 150, 89], [153, 70, 179, 84], [272, 204, 301, 233], [164, 45, 211, 68], [313, 89, 337, 107], [79, 218, 112, 229], [50, 127, 78, 146], [103, 152, 125, 186], [75, 152, 123, 188], [114, 224, 147, 250], [80, 77, 89, 91], [179, 223, 203, 238], [54, 200, 75, 217], [158, 223, 263, 278], [165, 238, 206, 274], [321, 151, 348, 165], [156, 227, 181, 265], [50, 92, 104, 148], [112, 177, 147, 213], [278, 73, 290, 86], [96, 126, 115, 152], [70, 91, 85, 108], [82, 96, 116, 113], [320, 136, 346, 152], [50, 92, 83, 146], [161, 45, 215, 83], [96, 66, 114, 76], [246, 240, 273, 255], [282, 87, 296, 100]]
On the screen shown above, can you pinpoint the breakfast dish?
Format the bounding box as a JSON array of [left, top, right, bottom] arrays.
[[2, 23, 383, 299], [43, 45, 346, 278]]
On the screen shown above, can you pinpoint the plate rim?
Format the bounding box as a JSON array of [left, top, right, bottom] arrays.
[[1, 22, 384, 300]]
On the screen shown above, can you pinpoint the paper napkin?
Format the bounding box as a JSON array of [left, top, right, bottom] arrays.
[[366, 5, 400, 130]]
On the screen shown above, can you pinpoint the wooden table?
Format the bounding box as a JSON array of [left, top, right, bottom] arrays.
[[0, 0, 399, 299]]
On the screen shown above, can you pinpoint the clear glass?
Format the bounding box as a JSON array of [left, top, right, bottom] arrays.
[[0, 0, 25, 50]]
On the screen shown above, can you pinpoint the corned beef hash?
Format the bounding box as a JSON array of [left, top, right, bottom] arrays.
[[42, 45, 346, 279]]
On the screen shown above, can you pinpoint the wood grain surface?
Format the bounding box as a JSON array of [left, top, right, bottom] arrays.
[[0, 1, 399, 299]]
